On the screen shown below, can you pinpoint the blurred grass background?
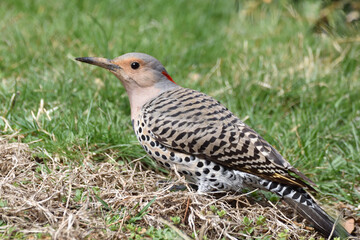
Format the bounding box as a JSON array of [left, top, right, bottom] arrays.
[[0, 0, 359, 215]]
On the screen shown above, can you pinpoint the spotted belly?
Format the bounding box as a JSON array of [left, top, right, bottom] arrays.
[[132, 117, 252, 192], [131, 117, 317, 209]]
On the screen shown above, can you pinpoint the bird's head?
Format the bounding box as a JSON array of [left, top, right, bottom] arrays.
[[76, 52, 176, 90], [76, 52, 178, 118]]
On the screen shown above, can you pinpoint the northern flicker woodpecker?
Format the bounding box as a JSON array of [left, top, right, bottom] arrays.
[[76, 53, 349, 239]]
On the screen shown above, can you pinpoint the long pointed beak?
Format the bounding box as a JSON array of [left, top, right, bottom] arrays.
[[75, 57, 121, 71]]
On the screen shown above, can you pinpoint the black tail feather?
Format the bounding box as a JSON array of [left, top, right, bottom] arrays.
[[283, 195, 349, 239], [257, 179, 349, 239]]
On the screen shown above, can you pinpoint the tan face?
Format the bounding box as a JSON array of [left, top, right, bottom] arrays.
[[76, 53, 177, 118], [110, 57, 157, 88], [76, 56, 159, 89]]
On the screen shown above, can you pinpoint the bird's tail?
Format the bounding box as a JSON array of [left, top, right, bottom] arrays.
[[283, 191, 349, 239], [258, 179, 349, 239]]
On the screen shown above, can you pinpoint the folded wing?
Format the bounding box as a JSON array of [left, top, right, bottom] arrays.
[[143, 87, 315, 190]]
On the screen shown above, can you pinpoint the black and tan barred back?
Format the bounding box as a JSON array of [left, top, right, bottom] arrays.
[[141, 87, 313, 189]]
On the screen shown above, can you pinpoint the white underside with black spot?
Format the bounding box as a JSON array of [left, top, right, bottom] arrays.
[[133, 117, 316, 208]]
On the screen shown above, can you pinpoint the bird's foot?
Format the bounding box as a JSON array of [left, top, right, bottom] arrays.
[[156, 180, 197, 191]]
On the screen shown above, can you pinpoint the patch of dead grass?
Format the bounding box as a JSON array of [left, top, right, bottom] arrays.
[[0, 138, 358, 239]]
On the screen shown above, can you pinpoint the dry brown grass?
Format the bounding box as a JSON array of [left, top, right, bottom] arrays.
[[0, 138, 357, 239]]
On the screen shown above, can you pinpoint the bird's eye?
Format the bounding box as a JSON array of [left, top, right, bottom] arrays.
[[131, 62, 140, 69]]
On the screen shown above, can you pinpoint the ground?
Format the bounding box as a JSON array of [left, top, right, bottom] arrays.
[[1, 139, 357, 239], [0, 0, 359, 239]]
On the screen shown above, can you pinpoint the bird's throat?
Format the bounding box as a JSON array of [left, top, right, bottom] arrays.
[[127, 86, 162, 119]]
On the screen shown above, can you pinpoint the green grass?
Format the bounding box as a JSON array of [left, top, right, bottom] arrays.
[[1, 0, 360, 238]]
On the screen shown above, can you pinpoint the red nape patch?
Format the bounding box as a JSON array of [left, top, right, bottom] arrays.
[[162, 71, 176, 84]]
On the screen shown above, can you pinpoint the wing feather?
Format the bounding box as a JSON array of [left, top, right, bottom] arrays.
[[143, 88, 315, 190]]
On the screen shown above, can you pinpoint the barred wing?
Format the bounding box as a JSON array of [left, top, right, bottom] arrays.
[[143, 87, 314, 189]]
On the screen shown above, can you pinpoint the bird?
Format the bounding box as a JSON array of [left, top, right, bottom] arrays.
[[75, 53, 350, 239]]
